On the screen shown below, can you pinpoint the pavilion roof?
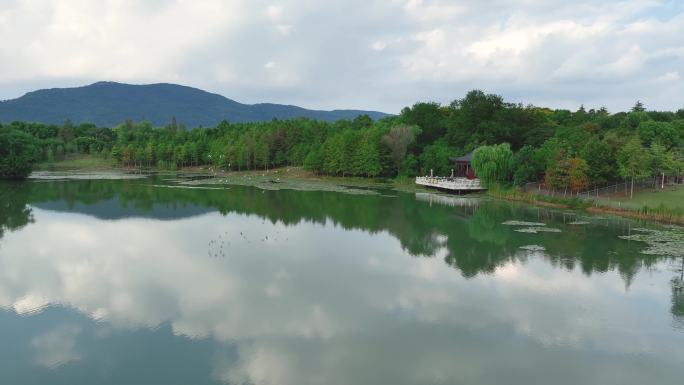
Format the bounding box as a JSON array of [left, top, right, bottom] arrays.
[[449, 152, 473, 163]]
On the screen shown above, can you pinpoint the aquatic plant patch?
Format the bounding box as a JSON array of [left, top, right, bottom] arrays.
[[515, 227, 562, 234], [519, 245, 546, 251], [146, 184, 230, 190], [630, 228, 658, 233], [502, 221, 546, 226], [179, 176, 381, 195], [29, 171, 149, 180], [618, 226, 684, 258]]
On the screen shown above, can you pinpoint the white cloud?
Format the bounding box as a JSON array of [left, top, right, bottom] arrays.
[[275, 24, 293, 35], [0, 0, 683, 112], [658, 71, 681, 82], [1, 207, 683, 384], [266, 4, 284, 20], [403, 0, 466, 22], [31, 325, 82, 368], [372, 41, 387, 51]]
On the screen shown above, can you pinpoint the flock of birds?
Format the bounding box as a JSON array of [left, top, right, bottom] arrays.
[[207, 226, 289, 259]]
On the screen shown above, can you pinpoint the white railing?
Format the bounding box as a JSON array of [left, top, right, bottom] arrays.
[[415, 176, 484, 191], [415, 192, 480, 207]]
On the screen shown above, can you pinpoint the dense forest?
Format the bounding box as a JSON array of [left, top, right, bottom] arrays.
[[2, 90, 684, 192]]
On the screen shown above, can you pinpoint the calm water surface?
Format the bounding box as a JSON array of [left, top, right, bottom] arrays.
[[0, 175, 683, 385]]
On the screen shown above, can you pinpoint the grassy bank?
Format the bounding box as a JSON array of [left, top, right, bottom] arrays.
[[36, 156, 118, 171], [484, 185, 587, 209], [586, 205, 684, 224], [486, 184, 684, 225], [612, 187, 684, 210]]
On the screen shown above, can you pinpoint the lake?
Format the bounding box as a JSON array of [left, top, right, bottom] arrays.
[[1, 174, 683, 385]]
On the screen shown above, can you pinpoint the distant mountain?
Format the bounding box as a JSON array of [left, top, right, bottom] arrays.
[[0, 82, 389, 127]]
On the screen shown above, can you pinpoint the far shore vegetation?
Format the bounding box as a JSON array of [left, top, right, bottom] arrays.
[[3, 90, 684, 222]]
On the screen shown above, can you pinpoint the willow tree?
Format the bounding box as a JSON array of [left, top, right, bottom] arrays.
[[471, 143, 513, 187]]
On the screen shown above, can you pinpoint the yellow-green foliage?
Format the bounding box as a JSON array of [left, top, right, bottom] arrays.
[[471, 144, 513, 187]]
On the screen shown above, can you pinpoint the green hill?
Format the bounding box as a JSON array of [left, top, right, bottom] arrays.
[[0, 82, 389, 127]]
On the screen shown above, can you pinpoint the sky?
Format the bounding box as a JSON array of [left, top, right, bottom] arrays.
[[0, 0, 683, 113]]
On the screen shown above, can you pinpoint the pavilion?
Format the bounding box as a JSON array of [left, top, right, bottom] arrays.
[[449, 152, 477, 179]]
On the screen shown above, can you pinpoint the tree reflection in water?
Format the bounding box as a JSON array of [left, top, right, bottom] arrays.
[[3, 176, 682, 324], [17, 177, 674, 282], [673, 257, 684, 330], [0, 181, 33, 240]]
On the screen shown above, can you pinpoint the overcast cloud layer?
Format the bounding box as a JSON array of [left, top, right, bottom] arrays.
[[0, 0, 683, 113]]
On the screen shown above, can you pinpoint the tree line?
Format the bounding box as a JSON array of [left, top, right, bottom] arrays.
[[466, 98, 684, 195], [2, 90, 684, 190]]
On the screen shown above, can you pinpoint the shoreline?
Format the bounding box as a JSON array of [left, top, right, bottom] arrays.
[[34, 158, 684, 225], [485, 186, 684, 226], [33, 160, 422, 194]]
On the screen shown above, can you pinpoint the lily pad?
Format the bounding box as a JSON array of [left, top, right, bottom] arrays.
[[630, 228, 658, 233], [502, 221, 546, 227], [146, 184, 230, 190], [515, 227, 562, 234], [519, 245, 546, 251], [618, 226, 684, 258]]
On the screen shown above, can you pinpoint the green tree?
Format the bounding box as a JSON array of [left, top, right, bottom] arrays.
[[631, 101, 645, 112], [617, 137, 651, 199], [0, 127, 38, 179], [144, 142, 155, 167], [111, 146, 122, 163], [638, 121, 680, 148], [471, 143, 513, 187], [580, 138, 618, 184], [400, 154, 419, 176], [649, 143, 675, 189], [419, 140, 452, 176], [447, 90, 505, 148], [511, 145, 543, 186], [304, 147, 323, 173], [322, 134, 344, 175], [381, 125, 419, 175], [359, 134, 382, 177], [400, 102, 447, 151], [46, 147, 55, 163], [568, 157, 590, 193], [544, 150, 571, 193]]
